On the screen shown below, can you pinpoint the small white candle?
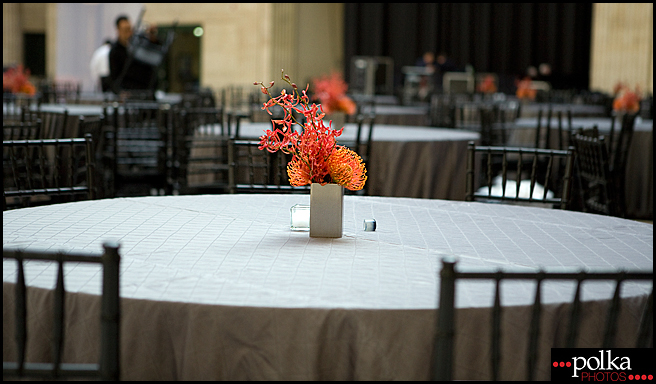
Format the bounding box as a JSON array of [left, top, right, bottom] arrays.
[[290, 204, 310, 231]]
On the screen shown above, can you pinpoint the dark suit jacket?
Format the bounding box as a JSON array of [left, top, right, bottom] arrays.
[[109, 41, 155, 92]]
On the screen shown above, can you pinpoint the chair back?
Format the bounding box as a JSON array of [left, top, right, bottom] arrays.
[[3, 134, 95, 210], [112, 102, 171, 195], [78, 115, 110, 198], [224, 85, 258, 139], [534, 108, 551, 149], [479, 106, 508, 146], [610, 113, 636, 176], [181, 88, 217, 109], [429, 93, 456, 128], [433, 257, 653, 381], [172, 107, 230, 194], [3, 94, 40, 123], [3, 241, 120, 380], [38, 110, 70, 139], [344, 111, 375, 196], [465, 141, 575, 209], [228, 139, 310, 194], [40, 80, 81, 104], [570, 132, 618, 216], [3, 119, 42, 141], [533, 107, 572, 151]]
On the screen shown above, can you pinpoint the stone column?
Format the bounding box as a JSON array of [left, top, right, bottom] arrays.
[[270, 4, 298, 82], [3, 3, 23, 67], [590, 3, 654, 94]]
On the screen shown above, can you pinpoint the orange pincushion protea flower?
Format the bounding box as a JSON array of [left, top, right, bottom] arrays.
[[327, 146, 367, 191], [255, 71, 367, 191], [287, 156, 312, 187]]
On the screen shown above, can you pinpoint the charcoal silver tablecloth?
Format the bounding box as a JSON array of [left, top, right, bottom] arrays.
[[3, 195, 653, 380], [211, 122, 480, 201]]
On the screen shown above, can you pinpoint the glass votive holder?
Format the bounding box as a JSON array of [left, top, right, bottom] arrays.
[[363, 219, 376, 231], [290, 204, 310, 231]]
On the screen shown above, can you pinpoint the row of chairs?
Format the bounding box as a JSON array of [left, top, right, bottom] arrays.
[[463, 100, 638, 217], [3, 84, 382, 202], [3, 99, 377, 208], [3, 134, 95, 210], [465, 122, 634, 217], [3, 107, 629, 218], [3, 243, 651, 381]]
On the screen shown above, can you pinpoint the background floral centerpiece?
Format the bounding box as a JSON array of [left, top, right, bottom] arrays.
[[255, 70, 366, 191], [515, 77, 536, 101], [3, 64, 36, 96], [612, 83, 641, 113], [310, 71, 356, 115], [477, 74, 497, 94]]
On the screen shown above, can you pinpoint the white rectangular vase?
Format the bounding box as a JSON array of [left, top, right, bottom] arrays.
[[310, 183, 344, 238]]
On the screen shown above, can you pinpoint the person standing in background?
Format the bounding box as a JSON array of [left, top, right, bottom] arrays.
[[109, 14, 157, 93], [90, 39, 112, 92], [415, 51, 436, 100]]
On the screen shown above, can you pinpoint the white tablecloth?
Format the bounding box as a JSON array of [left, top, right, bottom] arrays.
[[3, 195, 652, 380], [518, 103, 608, 117]]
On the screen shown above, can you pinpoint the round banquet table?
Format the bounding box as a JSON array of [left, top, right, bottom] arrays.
[[204, 122, 480, 201], [518, 103, 608, 117], [36, 103, 108, 116], [3, 195, 652, 380], [511, 117, 653, 219], [252, 104, 431, 126]]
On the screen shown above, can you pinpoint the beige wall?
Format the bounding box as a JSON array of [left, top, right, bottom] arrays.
[[143, 3, 343, 91], [143, 3, 272, 92], [8, 4, 651, 97], [3, 3, 23, 67], [296, 3, 344, 87], [21, 3, 46, 33], [590, 3, 653, 94], [4, 3, 53, 77], [45, 3, 57, 79]]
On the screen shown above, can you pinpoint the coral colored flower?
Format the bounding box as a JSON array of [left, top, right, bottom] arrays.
[[327, 146, 367, 191], [477, 75, 497, 94], [612, 84, 641, 113], [516, 77, 536, 100], [311, 72, 356, 115], [3, 65, 36, 96], [255, 71, 367, 190], [287, 156, 312, 186], [336, 96, 357, 115]]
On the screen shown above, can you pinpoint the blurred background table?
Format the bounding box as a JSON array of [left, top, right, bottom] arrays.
[[214, 122, 480, 201], [518, 102, 608, 117], [3, 195, 652, 380]]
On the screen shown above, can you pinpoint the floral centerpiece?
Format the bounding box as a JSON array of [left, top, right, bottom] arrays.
[[255, 70, 366, 191], [477, 74, 497, 94], [515, 77, 536, 101], [3, 64, 36, 96], [310, 71, 356, 115], [612, 83, 641, 113]]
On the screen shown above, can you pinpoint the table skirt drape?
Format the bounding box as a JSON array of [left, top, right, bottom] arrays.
[[3, 282, 649, 380]]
